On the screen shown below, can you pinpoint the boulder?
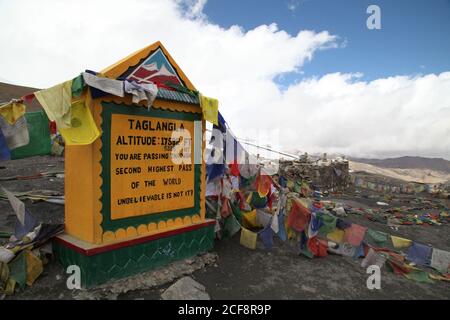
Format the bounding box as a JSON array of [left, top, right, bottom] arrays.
[[161, 276, 210, 300]]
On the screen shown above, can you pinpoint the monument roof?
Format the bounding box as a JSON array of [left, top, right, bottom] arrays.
[[101, 41, 197, 94]]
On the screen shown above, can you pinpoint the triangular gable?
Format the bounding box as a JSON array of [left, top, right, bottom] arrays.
[[100, 41, 196, 91], [126, 48, 183, 90]]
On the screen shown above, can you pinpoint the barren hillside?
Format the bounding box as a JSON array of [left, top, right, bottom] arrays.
[[349, 161, 450, 184]]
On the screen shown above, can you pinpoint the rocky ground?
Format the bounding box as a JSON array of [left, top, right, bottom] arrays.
[[1, 156, 449, 300]]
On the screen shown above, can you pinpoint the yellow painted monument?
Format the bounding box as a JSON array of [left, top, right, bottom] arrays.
[[54, 42, 215, 287]]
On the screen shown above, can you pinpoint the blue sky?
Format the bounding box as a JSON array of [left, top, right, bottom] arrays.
[[204, 0, 450, 85]]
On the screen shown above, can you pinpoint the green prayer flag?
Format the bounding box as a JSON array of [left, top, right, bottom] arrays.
[[318, 214, 337, 235], [241, 175, 256, 188], [367, 229, 389, 247], [222, 214, 241, 240], [404, 270, 434, 283], [300, 247, 314, 259], [71, 74, 85, 98], [8, 252, 27, 288], [293, 181, 302, 193], [11, 111, 51, 160], [250, 191, 267, 209], [230, 201, 244, 223]]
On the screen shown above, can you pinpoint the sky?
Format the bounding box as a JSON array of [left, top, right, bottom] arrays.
[[0, 0, 449, 159]]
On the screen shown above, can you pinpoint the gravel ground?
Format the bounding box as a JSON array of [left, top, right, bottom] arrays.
[[1, 156, 449, 300]]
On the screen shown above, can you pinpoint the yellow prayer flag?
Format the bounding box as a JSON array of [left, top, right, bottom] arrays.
[[287, 180, 294, 189], [5, 278, 15, 295], [296, 197, 311, 209], [240, 227, 257, 250], [284, 214, 297, 240], [327, 229, 345, 244], [58, 100, 100, 145], [242, 209, 261, 228], [34, 80, 72, 129], [246, 192, 253, 204], [25, 250, 43, 287], [286, 226, 297, 240], [391, 235, 412, 249], [429, 273, 450, 282], [199, 94, 218, 126], [0, 101, 26, 125]]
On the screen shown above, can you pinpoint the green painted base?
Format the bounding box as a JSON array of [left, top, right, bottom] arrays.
[[53, 222, 215, 288]]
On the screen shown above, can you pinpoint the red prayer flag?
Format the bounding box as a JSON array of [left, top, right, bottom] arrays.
[[307, 237, 328, 257], [229, 160, 240, 177], [344, 223, 367, 246], [287, 199, 311, 232], [49, 121, 57, 135], [255, 173, 272, 197], [22, 93, 35, 105]]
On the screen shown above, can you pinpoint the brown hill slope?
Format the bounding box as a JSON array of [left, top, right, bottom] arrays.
[[350, 156, 450, 174], [0, 82, 42, 112], [349, 161, 450, 184]]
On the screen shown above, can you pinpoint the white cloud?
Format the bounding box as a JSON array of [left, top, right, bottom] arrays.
[[176, 0, 207, 20], [248, 72, 450, 160], [0, 0, 449, 159]]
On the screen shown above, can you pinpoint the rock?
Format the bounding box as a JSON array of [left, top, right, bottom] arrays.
[[161, 277, 210, 300], [301, 285, 317, 294], [334, 207, 347, 217]]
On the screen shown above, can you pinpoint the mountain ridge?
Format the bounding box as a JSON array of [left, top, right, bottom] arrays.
[[348, 156, 450, 174]]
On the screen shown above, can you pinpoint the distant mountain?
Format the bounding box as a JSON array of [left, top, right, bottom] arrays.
[[0, 77, 14, 84], [349, 156, 450, 174]]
